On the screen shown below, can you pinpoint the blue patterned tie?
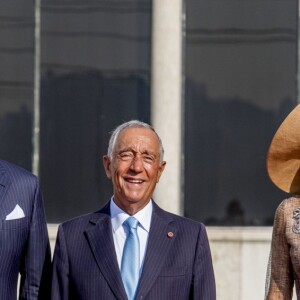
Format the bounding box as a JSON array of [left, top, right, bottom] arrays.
[[121, 217, 140, 300]]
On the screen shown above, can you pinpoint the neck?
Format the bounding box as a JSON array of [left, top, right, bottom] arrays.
[[113, 198, 150, 215]]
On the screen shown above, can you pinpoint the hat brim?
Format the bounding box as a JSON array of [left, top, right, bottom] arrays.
[[267, 104, 300, 194]]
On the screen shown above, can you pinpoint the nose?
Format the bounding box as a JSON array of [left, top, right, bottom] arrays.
[[130, 155, 143, 172]]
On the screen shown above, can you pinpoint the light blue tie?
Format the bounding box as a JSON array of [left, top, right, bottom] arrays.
[[121, 217, 140, 300]]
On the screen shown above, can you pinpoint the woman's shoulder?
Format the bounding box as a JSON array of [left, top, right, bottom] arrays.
[[276, 196, 300, 216]]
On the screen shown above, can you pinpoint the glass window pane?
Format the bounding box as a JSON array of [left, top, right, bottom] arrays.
[[185, 0, 298, 225], [0, 1, 34, 170], [40, 0, 152, 222]]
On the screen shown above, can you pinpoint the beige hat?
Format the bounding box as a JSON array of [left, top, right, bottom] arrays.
[[267, 104, 300, 194]]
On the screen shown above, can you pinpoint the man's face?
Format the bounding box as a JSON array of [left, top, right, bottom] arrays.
[[103, 127, 166, 212]]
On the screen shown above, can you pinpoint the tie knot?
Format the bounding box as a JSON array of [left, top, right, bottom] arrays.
[[124, 216, 139, 230]]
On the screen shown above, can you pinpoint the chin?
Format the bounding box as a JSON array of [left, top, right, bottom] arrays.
[[125, 195, 149, 206], [126, 197, 142, 203]]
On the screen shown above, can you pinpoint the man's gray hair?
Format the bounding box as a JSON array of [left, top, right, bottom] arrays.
[[107, 120, 164, 162]]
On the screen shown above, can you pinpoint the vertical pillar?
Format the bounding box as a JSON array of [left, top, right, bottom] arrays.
[[151, 0, 184, 215], [32, 0, 41, 175]]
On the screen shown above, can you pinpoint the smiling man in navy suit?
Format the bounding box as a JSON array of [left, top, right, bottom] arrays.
[[0, 159, 51, 299], [51, 120, 216, 300]]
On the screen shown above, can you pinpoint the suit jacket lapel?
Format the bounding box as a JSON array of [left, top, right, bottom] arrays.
[[135, 203, 177, 299], [85, 205, 127, 300]]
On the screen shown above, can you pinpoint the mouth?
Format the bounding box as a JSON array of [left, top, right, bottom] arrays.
[[124, 178, 144, 184]]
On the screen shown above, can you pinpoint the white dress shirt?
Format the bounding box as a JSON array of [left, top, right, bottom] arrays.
[[110, 197, 152, 275]]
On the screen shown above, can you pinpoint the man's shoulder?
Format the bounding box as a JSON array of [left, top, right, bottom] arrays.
[[59, 208, 109, 231], [153, 202, 205, 229], [170, 212, 204, 229], [0, 159, 37, 181]]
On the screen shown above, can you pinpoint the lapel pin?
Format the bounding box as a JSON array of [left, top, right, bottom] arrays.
[[167, 231, 174, 238]]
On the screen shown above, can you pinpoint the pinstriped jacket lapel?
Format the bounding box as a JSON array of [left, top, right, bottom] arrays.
[[135, 202, 177, 299], [85, 204, 127, 300]]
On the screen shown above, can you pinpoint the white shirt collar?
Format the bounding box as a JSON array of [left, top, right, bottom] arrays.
[[110, 197, 153, 233]]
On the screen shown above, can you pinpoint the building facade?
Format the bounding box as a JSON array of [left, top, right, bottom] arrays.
[[1, 0, 298, 298]]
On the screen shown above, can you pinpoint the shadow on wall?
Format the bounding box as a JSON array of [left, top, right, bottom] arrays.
[[184, 79, 293, 226], [39, 71, 150, 223], [0, 106, 32, 170], [0, 73, 293, 226]]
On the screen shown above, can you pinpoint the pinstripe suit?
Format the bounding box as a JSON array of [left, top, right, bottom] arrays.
[[51, 201, 216, 300], [0, 160, 51, 300]]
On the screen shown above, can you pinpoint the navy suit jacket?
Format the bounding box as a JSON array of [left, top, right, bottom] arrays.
[[0, 160, 51, 300], [51, 201, 216, 299]]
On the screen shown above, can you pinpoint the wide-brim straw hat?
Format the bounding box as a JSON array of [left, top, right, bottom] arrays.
[[267, 104, 300, 194]]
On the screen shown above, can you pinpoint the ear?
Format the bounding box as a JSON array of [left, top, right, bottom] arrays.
[[103, 155, 112, 179], [156, 161, 166, 183]]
